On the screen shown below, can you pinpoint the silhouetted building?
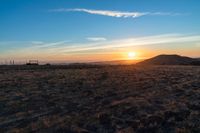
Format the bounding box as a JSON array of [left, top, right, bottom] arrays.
[[26, 60, 39, 65]]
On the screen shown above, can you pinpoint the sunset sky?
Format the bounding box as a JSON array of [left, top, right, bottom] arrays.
[[0, 0, 200, 63]]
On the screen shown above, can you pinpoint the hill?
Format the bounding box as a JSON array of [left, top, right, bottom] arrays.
[[137, 54, 198, 65]]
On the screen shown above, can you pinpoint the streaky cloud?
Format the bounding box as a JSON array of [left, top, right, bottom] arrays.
[[2, 34, 199, 60], [50, 8, 182, 18], [87, 37, 107, 41], [58, 34, 200, 53], [14, 34, 200, 53]]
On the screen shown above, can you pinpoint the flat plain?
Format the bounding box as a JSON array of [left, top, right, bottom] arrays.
[[0, 65, 200, 133]]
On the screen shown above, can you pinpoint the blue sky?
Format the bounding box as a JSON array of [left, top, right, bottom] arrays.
[[0, 0, 200, 63]]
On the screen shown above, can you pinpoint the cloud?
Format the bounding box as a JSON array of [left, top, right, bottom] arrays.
[[51, 8, 146, 18], [2, 34, 199, 61], [13, 34, 198, 54], [50, 8, 181, 18], [57, 34, 200, 53], [34, 40, 70, 48], [87, 37, 107, 41]]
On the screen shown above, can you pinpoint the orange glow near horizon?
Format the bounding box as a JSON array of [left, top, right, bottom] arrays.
[[1, 46, 200, 63]]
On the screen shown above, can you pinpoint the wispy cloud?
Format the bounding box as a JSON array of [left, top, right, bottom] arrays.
[[10, 34, 200, 54], [50, 8, 182, 18], [87, 37, 107, 41], [1, 34, 199, 61], [59, 34, 200, 53], [33, 40, 70, 48]]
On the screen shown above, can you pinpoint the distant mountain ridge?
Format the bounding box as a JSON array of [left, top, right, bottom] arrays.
[[137, 54, 199, 65]]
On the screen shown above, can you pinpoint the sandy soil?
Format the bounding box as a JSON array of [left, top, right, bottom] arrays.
[[0, 65, 200, 133]]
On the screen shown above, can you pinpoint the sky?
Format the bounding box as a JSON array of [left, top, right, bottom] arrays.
[[0, 0, 200, 63]]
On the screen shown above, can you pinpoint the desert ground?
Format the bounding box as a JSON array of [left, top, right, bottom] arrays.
[[0, 65, 200, 133]]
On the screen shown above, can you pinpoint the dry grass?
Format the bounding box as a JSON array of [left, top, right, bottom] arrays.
[[0, 65, 200, 133]]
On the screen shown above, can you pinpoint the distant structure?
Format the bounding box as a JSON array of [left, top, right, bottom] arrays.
[[44, 63, 51, 66], [2, 60, 14, 65], [10, 60, 14, 65], [26, 60, 39, 65]]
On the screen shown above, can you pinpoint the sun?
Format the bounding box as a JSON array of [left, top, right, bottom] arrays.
[[128, 52, 136, 59]]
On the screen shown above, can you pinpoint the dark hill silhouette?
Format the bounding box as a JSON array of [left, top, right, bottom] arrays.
[[137, 54, 198, 65]]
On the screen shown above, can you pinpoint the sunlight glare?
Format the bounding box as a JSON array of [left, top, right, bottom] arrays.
[[128, 52, 136, 59]]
